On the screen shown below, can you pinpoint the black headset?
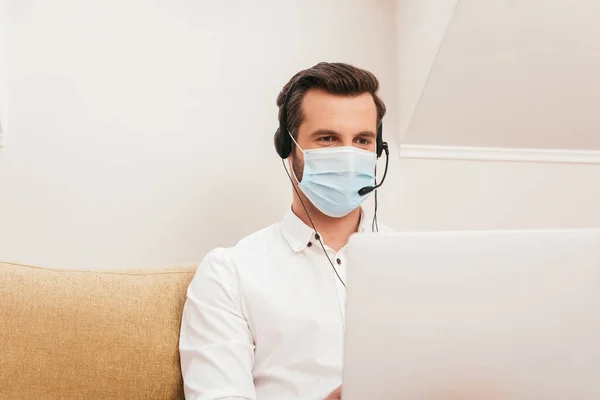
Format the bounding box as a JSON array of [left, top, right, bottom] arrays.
[[274, 75, 389, 288], [273, 78, 388, 159]]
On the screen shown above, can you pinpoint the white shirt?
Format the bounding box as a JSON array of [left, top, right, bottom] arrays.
[[179, 208, 390, 400]]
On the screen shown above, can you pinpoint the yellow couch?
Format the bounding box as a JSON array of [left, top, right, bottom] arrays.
[[0, 261, 197, 399]]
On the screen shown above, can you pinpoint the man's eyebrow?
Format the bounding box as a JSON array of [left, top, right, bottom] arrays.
[[308, 129, 339, 138], [355, 131, 377, 138], [308, 130, 377, 138]]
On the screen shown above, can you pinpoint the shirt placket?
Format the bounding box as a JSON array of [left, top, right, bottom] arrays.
[[333, 251, 347, 323], [327, 249, 347, 328], [307, 233, 347, 329]]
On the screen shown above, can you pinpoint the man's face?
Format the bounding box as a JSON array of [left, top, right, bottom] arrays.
[[291, 89, 378, 181]]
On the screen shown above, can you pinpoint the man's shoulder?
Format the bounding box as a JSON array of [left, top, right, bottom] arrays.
[[236, 221, 284, 248], [199, 221, 284, 270]]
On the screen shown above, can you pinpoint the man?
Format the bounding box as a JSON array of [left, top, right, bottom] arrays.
[[179, 62, 391, 400]]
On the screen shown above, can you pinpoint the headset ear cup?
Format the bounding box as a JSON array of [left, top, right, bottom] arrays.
[[282, 131, 292, 159], [274, 128, 284, 158], [274, 126, 292, 159], [376, 123, 384, 157], [281, 133, 292, 159]]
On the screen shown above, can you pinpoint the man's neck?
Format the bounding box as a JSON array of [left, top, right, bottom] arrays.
[[291, 198, 362, 252]]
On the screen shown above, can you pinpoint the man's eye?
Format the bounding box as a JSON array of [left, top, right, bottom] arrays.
[[319, 136, 335, 142], [357, 138, 370, 145]]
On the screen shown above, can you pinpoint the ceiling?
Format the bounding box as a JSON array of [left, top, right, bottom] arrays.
[[401, 0, 600, 150]]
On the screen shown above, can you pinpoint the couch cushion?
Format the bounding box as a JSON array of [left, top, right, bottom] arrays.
[[0, 261, 197, 400]]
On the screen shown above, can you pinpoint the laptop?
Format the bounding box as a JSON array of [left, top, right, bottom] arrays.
[[342, 229, 600, 400]]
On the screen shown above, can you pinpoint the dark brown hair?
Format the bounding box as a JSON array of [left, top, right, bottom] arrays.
[[277, 62, 386, 137]]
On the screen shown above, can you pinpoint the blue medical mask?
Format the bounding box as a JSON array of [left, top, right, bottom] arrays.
[[290, 135, 377, 218]]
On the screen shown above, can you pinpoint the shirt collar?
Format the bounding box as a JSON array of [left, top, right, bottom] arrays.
[[280, 207, 373, 252]]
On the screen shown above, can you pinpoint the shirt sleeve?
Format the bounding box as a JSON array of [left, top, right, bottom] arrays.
[[179, 248, 256, 400]]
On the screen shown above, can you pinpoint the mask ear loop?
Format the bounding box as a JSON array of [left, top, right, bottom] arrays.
[[287, 130, 304, 185], [287, 130, 304, 152]]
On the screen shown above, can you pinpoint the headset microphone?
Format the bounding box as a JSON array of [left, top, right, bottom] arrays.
[[358, 142, 389, 196]]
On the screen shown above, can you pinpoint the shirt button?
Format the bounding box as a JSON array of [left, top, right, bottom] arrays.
[[315, 233, 321, 241], [336, 258, 342, 265], [307, 242, 312, 247]]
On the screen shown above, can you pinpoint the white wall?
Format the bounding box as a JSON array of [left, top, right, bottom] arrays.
[[385, 158, 600, 231], [394, 0, 457, 144], [403, 0, 600, 150], [389, 0, 600, 232], [0, 0, 7, 145], [1, 1, 599, 270], [0, 0, 398, 269]]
